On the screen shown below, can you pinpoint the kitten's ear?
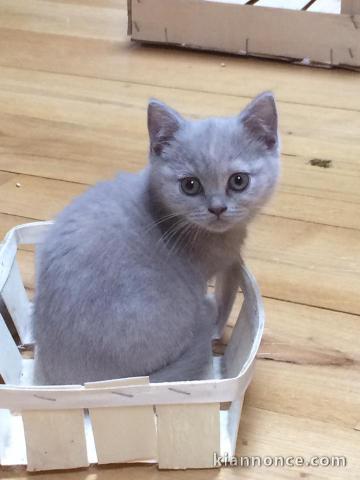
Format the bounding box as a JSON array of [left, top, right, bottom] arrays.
[[148, 99, 184, 156], [240, 92, 278, 151]]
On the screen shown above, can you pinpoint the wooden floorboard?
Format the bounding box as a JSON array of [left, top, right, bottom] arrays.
[[1, 28, 360, 111], [0, 66, 359, 232], [0, 0, 359, 478]]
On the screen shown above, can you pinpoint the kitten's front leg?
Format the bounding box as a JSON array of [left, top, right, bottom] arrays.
[[213, 261, 242, 340]]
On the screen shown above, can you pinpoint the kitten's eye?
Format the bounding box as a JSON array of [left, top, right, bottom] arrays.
[[180, 177, 202, 196], [228, 172, 250, 192]]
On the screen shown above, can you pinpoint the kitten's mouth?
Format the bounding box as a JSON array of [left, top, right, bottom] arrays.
[[205, 217, 232, 233], [188, 215, 233, 233]]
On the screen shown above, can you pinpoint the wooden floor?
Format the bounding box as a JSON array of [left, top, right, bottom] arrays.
[[1, 0, 360, 479]]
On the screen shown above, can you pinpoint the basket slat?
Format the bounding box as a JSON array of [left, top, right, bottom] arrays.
[[156, 403, 220, 469], [225, 301, 255, 379], [0, 411, 27, 466], [86, 377, 157, 464], [0, 409, 10, 464], [22, 409, 89, 471], [224, 267, 263, 380], [1, 259, 33, 345], [131, 0, 360, 68], [0, 235, 17, 292], [0, 312, 22, 384], [220, 396, 245, 458]]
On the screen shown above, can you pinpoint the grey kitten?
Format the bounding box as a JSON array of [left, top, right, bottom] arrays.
[[33, 92, 280, 385]]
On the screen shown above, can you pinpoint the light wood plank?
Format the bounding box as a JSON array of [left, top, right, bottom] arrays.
[[0, 66, 360, 166], [246, 215, 360, 314], [0, 174, 85, 220], [22, 409, 89, 471], [249, 296, 360, 431], [2, 143, 360, 230], [89, 407, 156, 464], [44, 0, 125, 7], [0, 0, 125, 41], [85, 377, 157, 464], [1, 77, 360, 231], [222, 291, 360, 365], [260, 297, 360, 366], [222, 293, 360, 430], [248, 360, 360, 431], [156, 403, 220, 469], [236, 406, 359, 479], [0, 28, 360, 112], [0, 65, 358, 227]]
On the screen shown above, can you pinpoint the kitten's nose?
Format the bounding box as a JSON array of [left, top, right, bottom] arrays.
[[208, 206, 227, 217]]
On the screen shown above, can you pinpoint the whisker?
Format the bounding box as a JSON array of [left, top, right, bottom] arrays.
[[168, 222, 193, 256], [179, 225, 196, 255], [143, 212, 182, 235], [156, 217, 188, 254]]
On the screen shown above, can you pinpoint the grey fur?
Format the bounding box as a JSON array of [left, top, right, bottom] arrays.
[[33, 92, 280, 385]]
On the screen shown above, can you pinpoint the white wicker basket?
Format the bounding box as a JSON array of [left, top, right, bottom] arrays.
[[128, 0, 360, 70], [0, 222, 264, 472]]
